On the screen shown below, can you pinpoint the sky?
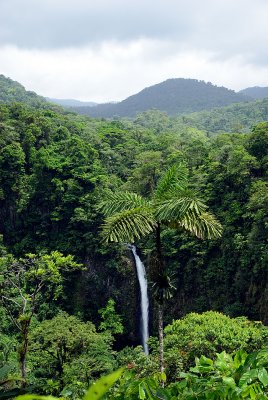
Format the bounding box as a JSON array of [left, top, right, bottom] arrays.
[[1, 0, 268, 102]]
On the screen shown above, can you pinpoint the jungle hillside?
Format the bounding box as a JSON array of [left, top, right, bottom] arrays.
[[0, 75, 267, 399]]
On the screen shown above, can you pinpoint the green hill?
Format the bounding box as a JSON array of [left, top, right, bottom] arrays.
[[72, 78, 251, 118], [0, 74, 47, 106], [239, 86, 268, 99]]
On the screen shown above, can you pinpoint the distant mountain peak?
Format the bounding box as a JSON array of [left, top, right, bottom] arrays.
[[71, 78, 252, 118], [239, 86, 268, 100], [46, 98, 98, 107]]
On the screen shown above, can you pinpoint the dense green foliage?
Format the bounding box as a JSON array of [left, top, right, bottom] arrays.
[[176, 98, 268, 134], [0, 94, 267, 314], [0, 97, 267, 323], [14, 348, 268, 399], [164, 312, 268, 370], [29, 312, 115, 396], [0, 75, 268, 398], [106, 348, 268, 399]]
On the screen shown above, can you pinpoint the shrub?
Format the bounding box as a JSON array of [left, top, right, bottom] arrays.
[[164, 311, 268, 371]]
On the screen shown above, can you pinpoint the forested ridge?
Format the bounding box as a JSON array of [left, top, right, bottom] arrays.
[[239, 86, 268, 100], [71, 78, 251, 118], [0, 75, 268, 399], [0, 75, 47, 107]]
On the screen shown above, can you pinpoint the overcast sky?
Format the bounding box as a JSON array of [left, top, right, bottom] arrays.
[[1, 0, 268, 102]]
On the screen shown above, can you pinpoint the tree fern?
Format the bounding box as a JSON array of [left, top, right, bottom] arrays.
[[99, 163, 222, 374], [154, 164, 188, 200], [154, 192, 207, 222], [102, 208, 156, 243], [179, 211, 223, 239], [98, 191, 150, 217]]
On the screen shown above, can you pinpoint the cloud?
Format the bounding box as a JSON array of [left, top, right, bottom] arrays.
[[1, 40, 268, 102], [1, 0, 268, 100], [1, 0, 268, 65]]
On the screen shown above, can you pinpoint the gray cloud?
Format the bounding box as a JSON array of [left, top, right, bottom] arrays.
[[0, 0, 193, 47], [1, 0, 268, 65], [1, 0, 268, 102]]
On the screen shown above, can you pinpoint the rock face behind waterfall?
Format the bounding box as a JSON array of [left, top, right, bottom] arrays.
[[71, 252, 140, 348]]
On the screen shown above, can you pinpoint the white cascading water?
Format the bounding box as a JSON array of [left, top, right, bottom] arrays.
[[129, 245, 149, 355]]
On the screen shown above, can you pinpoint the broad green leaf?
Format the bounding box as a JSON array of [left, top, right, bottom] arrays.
[[199, 355, 214, 366], [222, 376, 236, 389], [142, 382, 158, 400], [239, 369, 258, 387], [250, 385, 258, 399], [258, 368, 268, 386], [234, 349, 248, 369], [139, 383, 146, 400], [83, 368, 124, 400]]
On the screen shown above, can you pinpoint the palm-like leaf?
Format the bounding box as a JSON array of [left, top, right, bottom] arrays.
[[154, 191, 207, 222], [154, 164, 188, 200], [102, 208, 157, 243], [98, 191, 150, 217], [179, 211, 223, 239], [100, 164, 222, 244]]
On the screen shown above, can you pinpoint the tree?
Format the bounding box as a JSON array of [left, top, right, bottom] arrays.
[[99, 164, 222, 373], [98, 299, 124, 336], [164, 311, 268, 372], [29, 312, 115, 396], [0, 251, 82, 386]]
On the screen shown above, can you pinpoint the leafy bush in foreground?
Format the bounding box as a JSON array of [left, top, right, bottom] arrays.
[[164, 311, 268, 370], [11, 348, 268, 399]]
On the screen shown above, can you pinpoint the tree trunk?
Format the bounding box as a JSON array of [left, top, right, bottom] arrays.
[[158, 304, 164, 374], [156, 223, 164, 274], [158, 303, 165, 387], [19, 318, 31, 387], [155, 223, 165, 380]]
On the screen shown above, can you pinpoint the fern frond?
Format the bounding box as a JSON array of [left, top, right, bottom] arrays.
[[98, 191, 150, 217], [179, 211, 222, 239], [101, 208, 157, 243], [154, 193, 207, 222], [155, 164, 188, 200]]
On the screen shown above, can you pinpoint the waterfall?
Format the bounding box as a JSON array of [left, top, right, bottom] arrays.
[[129, 245, 149, 355]]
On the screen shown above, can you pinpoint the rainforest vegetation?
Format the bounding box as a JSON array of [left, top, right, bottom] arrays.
[[0, 76, 267, 399]]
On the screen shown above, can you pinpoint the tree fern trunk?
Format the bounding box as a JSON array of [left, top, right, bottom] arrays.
[[156, 223, 165, 379], [158, 304, 165, 384], [156, 223, 164, 274]]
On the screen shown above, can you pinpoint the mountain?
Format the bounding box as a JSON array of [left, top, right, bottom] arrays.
[[71, 78, 252, 118], [239, 86, 268, 99], [46, 98, 98, 107], [0, 74, 47, 106]]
